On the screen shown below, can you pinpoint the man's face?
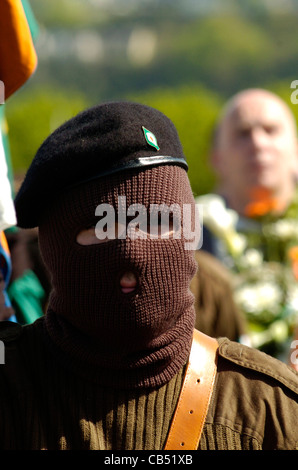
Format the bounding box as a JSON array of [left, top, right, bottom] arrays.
[[212, 92, 298, 203]]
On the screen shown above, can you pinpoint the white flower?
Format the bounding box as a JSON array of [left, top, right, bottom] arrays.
[[196, 194, 246, 256], [264, 219, 298, 240], [234, 281, 283, 315], [239, 248, 263, 269], [234, 285, 258, 313], [195, 194, 238, 235], [227, 232, 247, 257]]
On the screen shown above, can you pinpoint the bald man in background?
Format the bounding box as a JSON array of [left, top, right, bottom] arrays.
[[212, 88, 298, 217], [201, 88, 298, 255], [199, 89, 298, 361]]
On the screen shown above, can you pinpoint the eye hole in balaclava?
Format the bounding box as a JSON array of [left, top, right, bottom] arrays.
[[76, 205, 179, 245], [39, 165, 198, 389]]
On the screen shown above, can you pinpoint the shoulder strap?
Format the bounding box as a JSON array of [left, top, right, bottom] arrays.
[[164, 329, 218, 450]]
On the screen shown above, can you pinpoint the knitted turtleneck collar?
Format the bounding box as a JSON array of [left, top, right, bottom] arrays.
[[39, 166, 197, 389]]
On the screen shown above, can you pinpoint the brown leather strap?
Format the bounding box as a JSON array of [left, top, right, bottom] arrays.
[[164, 329, 218, 450]]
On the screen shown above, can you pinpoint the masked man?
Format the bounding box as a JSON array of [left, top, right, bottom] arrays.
[[0, 102, 297, 450]]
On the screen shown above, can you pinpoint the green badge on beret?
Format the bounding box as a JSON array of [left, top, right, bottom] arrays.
[[142, 126, 160, 151]]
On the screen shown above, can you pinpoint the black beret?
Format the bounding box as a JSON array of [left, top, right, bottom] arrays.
[[14, 101, 188, 228]]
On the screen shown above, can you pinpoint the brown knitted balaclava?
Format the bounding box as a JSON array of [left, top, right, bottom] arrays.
[[39, 165, 197, 390]]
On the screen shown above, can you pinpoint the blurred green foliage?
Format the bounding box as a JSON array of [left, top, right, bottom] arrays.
[[152, 16, 274, 97], [26, 0, 109, 29], [5, 87, 89, 173]]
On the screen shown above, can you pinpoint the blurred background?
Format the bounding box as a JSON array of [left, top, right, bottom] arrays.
[[5, 0, 298, 197]]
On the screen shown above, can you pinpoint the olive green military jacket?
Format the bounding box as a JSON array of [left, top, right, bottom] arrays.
[[0, 319, 297, 450], [202, 337, 298, 450]]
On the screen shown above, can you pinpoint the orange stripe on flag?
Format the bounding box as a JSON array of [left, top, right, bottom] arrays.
[[0, 0, 38, 100], [0, 231, 10, 257]]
